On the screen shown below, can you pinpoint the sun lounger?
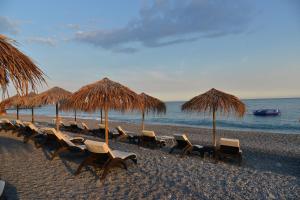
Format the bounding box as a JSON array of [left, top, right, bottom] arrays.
[[79, 122, 92, 134], [60, 121, 83, 133], [169, 134, 204, 156], [139, 130, 166, 148], [21, 122, 43, 144], [92, 123, 113, 138], [115, 126, 138, 143], [0, 180, 5, 198], [41, 128, 86, 160], [0, 119, 16, 131], [75, 140, 137, 180], [217, 138, 242, 165]]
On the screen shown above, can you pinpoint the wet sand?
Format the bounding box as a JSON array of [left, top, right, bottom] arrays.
[[0, 114, 299, 199]]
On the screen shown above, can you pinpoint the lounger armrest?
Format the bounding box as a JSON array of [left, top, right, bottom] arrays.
[[111, 150, 137, 160], [70, 137, 85, 143]]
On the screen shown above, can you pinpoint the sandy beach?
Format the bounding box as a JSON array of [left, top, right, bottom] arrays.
[[0, 114, 299, 199]]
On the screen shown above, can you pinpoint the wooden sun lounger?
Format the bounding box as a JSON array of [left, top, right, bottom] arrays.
[[169, 134, 204, 156], [115, 126, 138, 143], [21, 122, 43, 144], [139, 130, 166, 148], [75, 140, 137, 180], [0, 119, 16, 131], [79, 122, 92, 134], [61, 121, 83, 133], [41, 128, 86, 160], [216, 138, 242, 165], [0, 180, 5, 198]]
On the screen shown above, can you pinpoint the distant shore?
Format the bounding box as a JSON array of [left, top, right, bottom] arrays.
[[0, 113, 299, 199]]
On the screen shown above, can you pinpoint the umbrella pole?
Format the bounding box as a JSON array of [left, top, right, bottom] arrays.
[[74, 109, 77, 122], [16, 105, 19, 120], [100, 109, 103, 124], [141, 111, 145, 131], [104, 105, 109, 145], [56, 103, 59, 130], [31, 107, 34, 123], [212, 108, 216, 146]]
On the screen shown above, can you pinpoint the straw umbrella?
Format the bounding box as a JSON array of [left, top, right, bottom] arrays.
[[0, 34, 46, 95], [66, 77, 141, 145], [31, 87, 72, 130], [0, 94, 21, 119], [139, 92, 166, 130], [12, 92, 37, 123], [182, 88, 245, 146]]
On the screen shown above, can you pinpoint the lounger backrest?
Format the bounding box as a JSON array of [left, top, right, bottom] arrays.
[[15, 120, 25, 127], [219, 138, 240, 148], [219, 138, 240, 154], [81, 122, 89, 130], [142, 130, 156, 138], [173, 134, 192, 147], [1, 119, 13, 125], [98, 124, 105, 129], [84, 140, 110, 154], [24, 122, 39, 132], [117, 126, 127, 136], [52, 129, 77, 147]]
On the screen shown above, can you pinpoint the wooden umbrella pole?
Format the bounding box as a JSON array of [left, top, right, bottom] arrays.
[[105, 104, 109, 145], [31, 107, 34, 123], [141, 110, 145, 131], [16, 105, 19, 120], [100, 109, 103, 124], [74, 109, 77, 122], [56, 103, 59, 130], [212, 107, 216, 147]]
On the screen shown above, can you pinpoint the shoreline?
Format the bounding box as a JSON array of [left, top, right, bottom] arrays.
[[4, 113, 300, 136]]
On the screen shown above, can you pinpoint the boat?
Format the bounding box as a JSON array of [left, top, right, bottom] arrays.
[[253, 109, 280, 116]]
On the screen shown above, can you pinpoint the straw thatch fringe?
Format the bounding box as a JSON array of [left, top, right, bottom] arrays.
[[182, 88, 245, 117], [0, 35, 46, 95], [31, 87, 71, 107], [65, 77, 142, 112], [139, 93, 166, 114]]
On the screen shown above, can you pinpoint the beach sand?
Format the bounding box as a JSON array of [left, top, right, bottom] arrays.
[[0, 114, 299, 199]]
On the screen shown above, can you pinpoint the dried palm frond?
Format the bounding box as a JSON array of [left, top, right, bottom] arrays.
[[0, 34, 46, 95]]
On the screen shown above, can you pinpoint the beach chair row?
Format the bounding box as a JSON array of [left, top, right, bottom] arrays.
[[57, 119, 243, 164], [0, 119, 138, 180]]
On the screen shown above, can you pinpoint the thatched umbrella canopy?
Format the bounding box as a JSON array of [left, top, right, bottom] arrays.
[[182, 88, 245, 146], [59, 98, 79, 122], [66, 77, 141, 145], [31, 87, 72, 130], [11, 92, 37, 123], [0, 94, 20, 119], [139, 92, 166, 130], [0, 34, 46, 95]]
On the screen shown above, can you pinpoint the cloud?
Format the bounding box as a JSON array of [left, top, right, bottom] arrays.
[[26, 37, 56, 46], [74, 0, 255, 53], [0, 16, 19, 34]]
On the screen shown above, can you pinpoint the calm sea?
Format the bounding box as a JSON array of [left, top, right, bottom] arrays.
[[8, 98, 300, 134]]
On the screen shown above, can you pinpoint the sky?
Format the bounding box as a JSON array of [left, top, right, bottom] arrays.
[[0, 0, 299, 101]]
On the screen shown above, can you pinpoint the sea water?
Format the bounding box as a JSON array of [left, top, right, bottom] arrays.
[[8, 98, 300, 134]]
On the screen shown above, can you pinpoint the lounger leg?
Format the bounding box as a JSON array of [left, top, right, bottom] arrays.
[[100, 159, 127, 180], [75, 155, 95, 175], [51, 146, 69, 160]]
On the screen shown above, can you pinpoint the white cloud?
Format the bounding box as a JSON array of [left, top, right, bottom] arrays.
[[0, 16, 19, 35], [26, 37, 57, 46], [74, 0, 255, 53]]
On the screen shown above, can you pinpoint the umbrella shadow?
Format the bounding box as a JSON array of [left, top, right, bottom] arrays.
[[241, 148, 300, 177], [0, 136, 34, 154]]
